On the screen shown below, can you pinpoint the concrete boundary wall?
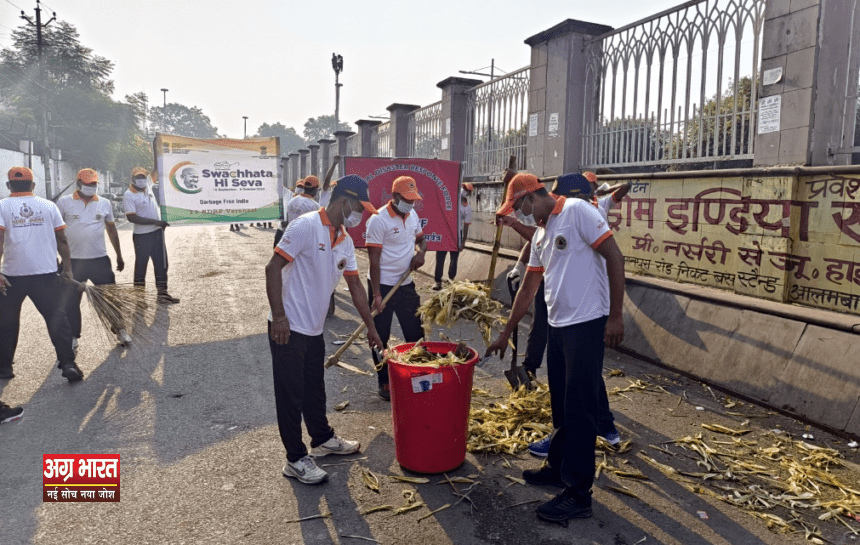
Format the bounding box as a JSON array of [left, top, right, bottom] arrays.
[[420, 246, 860, 437]]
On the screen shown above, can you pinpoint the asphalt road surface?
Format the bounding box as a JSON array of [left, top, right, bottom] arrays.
[[2, 224, 858, 545]]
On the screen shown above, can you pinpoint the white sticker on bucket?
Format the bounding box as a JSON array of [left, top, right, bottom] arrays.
[[411, 373, 443, 393]]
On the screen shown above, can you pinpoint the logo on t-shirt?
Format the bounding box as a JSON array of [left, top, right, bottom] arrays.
[[555, 235, 568, 251], [337, 258, 346, 271], [318, 243, 326, 252], [393, 227, 400, 235], [95, 214, 103, 221], [20, 204, 33, 218]]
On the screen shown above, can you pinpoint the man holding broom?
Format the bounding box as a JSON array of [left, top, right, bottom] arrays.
[[486, 173, 625, 525], [366, 175, 427, 401], [0, 167, 82, 382], [57, 169, 131, 348], [265, 174, 383, 485]]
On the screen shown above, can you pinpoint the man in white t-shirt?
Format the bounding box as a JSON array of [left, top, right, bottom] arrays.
[[366, 176, 427, 401], [123, 167, 179, 304], [57, 168, 130, 348], [0, 167, 82, 382], [265, 174, 382, 485], [486, 173, 625, 525], [432, 182, 472, 290]]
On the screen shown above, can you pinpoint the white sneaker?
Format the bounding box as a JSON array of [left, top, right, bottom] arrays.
[[116, 329, 132, 346], [282, 456, 328, 484], [309, 435, 360, 457]]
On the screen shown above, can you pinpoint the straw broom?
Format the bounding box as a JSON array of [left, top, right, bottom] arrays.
[[73, 280, 165, 347]]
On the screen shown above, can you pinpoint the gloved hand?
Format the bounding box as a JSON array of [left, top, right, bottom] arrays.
[[507, 261, 525, 291]]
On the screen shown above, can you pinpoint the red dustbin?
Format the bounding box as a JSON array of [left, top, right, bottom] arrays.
[[388, 342, 479, 474]]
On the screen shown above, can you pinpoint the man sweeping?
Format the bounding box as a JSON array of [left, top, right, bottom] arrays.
[[486, 173, 625, 525], [265, 174, 383, 485], [57, 168, 131, 348], [366, 176, 427, 401], [123, 167, 179, 304], [0, 167, 82, 382]]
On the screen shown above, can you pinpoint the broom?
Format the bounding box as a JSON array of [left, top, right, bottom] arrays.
[[72, 280, 166, 348]]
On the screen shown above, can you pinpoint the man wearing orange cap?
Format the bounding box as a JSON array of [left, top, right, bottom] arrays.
[[265, 174, 382, 485], [286, 176, 322, 224], [123, 167, 179, 304], [365, 176, 427, 400], [432, 182, 473, 290], [0, 167, 82, 382], [57, 169, 130, 348], [486, 172, 625, 525]]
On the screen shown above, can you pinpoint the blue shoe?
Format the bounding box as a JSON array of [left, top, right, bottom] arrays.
[[528, 435, 552, 457], [603, 430, 621, 446]]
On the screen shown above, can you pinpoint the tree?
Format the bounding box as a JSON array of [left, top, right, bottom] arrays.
[[255, 122, 306, 156], [303, 115, 352, 143], [149, 103, 220, 139]]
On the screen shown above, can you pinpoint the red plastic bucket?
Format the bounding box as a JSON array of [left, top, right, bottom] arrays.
[[388, 342, 478, 474]]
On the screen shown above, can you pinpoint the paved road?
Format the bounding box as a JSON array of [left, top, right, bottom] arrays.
[[0, 224, 854, 544]]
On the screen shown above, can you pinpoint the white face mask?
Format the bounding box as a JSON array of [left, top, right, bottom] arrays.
[[294, 187, 304, 195], [515, 197, 537, 227], [133, 178, 147, 189], [344, 201, 363, 229], [394, 197, 413, 214], [79, 184, 98, 197]]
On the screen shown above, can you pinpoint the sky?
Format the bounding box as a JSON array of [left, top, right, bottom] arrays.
[[0, 0, 683, 139]]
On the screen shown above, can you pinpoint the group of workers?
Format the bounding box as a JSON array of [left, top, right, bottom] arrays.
[[0, 165, 178, 425], [0, 158, 631, 528]]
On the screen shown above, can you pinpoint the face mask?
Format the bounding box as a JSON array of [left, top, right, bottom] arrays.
[[344, 201, 363, 229], [394, 197, 413, 214], [515, 197, 537, 227], [294, 187, 303, 195], [133, 178, 147, 189], [79, 184, 98, 197]]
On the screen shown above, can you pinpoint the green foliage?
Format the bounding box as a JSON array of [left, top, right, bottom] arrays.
[[303, 115, 352, 143], [255, 122, 306, 156], [148, 103, 220, 139]]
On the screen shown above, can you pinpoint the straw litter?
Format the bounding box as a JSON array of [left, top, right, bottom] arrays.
[[467, 381, 553, 454], [382, 340, 472, 369], [417, 281, 506, 346]]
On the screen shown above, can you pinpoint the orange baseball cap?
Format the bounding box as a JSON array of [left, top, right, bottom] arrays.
[[77, 168, 98, 184], [301, 175, 320, 189], [392, 176, 422, 200], [463, 182, 474, 193], [7, 166, 33, 182], [496, 173, 542, 216], [131, 167, 148, 178], [583, 171, 598, 183]]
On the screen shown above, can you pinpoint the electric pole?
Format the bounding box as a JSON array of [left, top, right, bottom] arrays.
[[242, 116, 248, 139], [21, 0, 56, 194], [332, 53, 343, 137]]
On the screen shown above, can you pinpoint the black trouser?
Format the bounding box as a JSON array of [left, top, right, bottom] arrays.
[[368, 280, 424, 386], [132, 229, 168, 292], [268, 324, 334, 463], [522, 279, 548, 371], [434, 250, 459, 282], [545, 316, 608, 505], [0, 273, 76, 371], [65, 256, 117, 338]]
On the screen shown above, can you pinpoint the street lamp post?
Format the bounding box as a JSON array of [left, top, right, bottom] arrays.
[[160, 88, 168, 107], [243, 116, 248, 139], [332, 53, 343, 137]]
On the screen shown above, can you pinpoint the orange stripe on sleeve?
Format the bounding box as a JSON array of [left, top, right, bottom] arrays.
[[526, 266, 545, 273], [591, 231, 613, 249], [365, 243, 383, 248], [274, 247, 294, 262], [54, 225, 66, 231], [343, 270, 359, 276], [0, 226, 5, 231]]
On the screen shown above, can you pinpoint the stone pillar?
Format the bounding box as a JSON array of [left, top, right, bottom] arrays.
[[308, 144, 320, 176], [524, 19, 612, 177], [437, 77, 482, 162], [298, 149, 309, 178], [334, 130, 354, 157], [387, 103, 420, 158], [288, 153, 299, 186], [318, 138, 335, 177], [755, 1, 860, 166], [356, 120, 381, 157]]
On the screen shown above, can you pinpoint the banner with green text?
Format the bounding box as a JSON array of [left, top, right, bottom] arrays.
[[154, 133, 281, 225]]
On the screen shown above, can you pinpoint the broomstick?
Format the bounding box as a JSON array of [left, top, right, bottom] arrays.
[[486, 156, 518, 284]]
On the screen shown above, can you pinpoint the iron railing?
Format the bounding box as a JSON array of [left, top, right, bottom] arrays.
[[407, 101, 442, 159], [582, 0, 766, 169], [371, 121, 392, 158], [345, 133, 359, 157], [464, 66, 530, 178]]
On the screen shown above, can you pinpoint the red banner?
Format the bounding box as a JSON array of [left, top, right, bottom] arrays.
[[343, 158, 461, 252], [43, 454, 121, 502]]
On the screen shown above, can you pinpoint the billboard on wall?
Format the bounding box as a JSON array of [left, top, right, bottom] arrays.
[[342, 157, 461, 252], [154, 133, 282, 225]]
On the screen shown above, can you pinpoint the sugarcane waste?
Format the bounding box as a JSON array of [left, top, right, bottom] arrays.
[[417, 281, 506, 346], [467, 381, 554, 455], [380, 340, 472, 370]]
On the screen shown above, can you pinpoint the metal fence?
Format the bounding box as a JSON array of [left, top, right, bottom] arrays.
[[345, 133, 359, 157], [582, 0, 766, 169], [407, 101, 442, 159], [371, 121, 392, 158], [464, 66, 530, 178]]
